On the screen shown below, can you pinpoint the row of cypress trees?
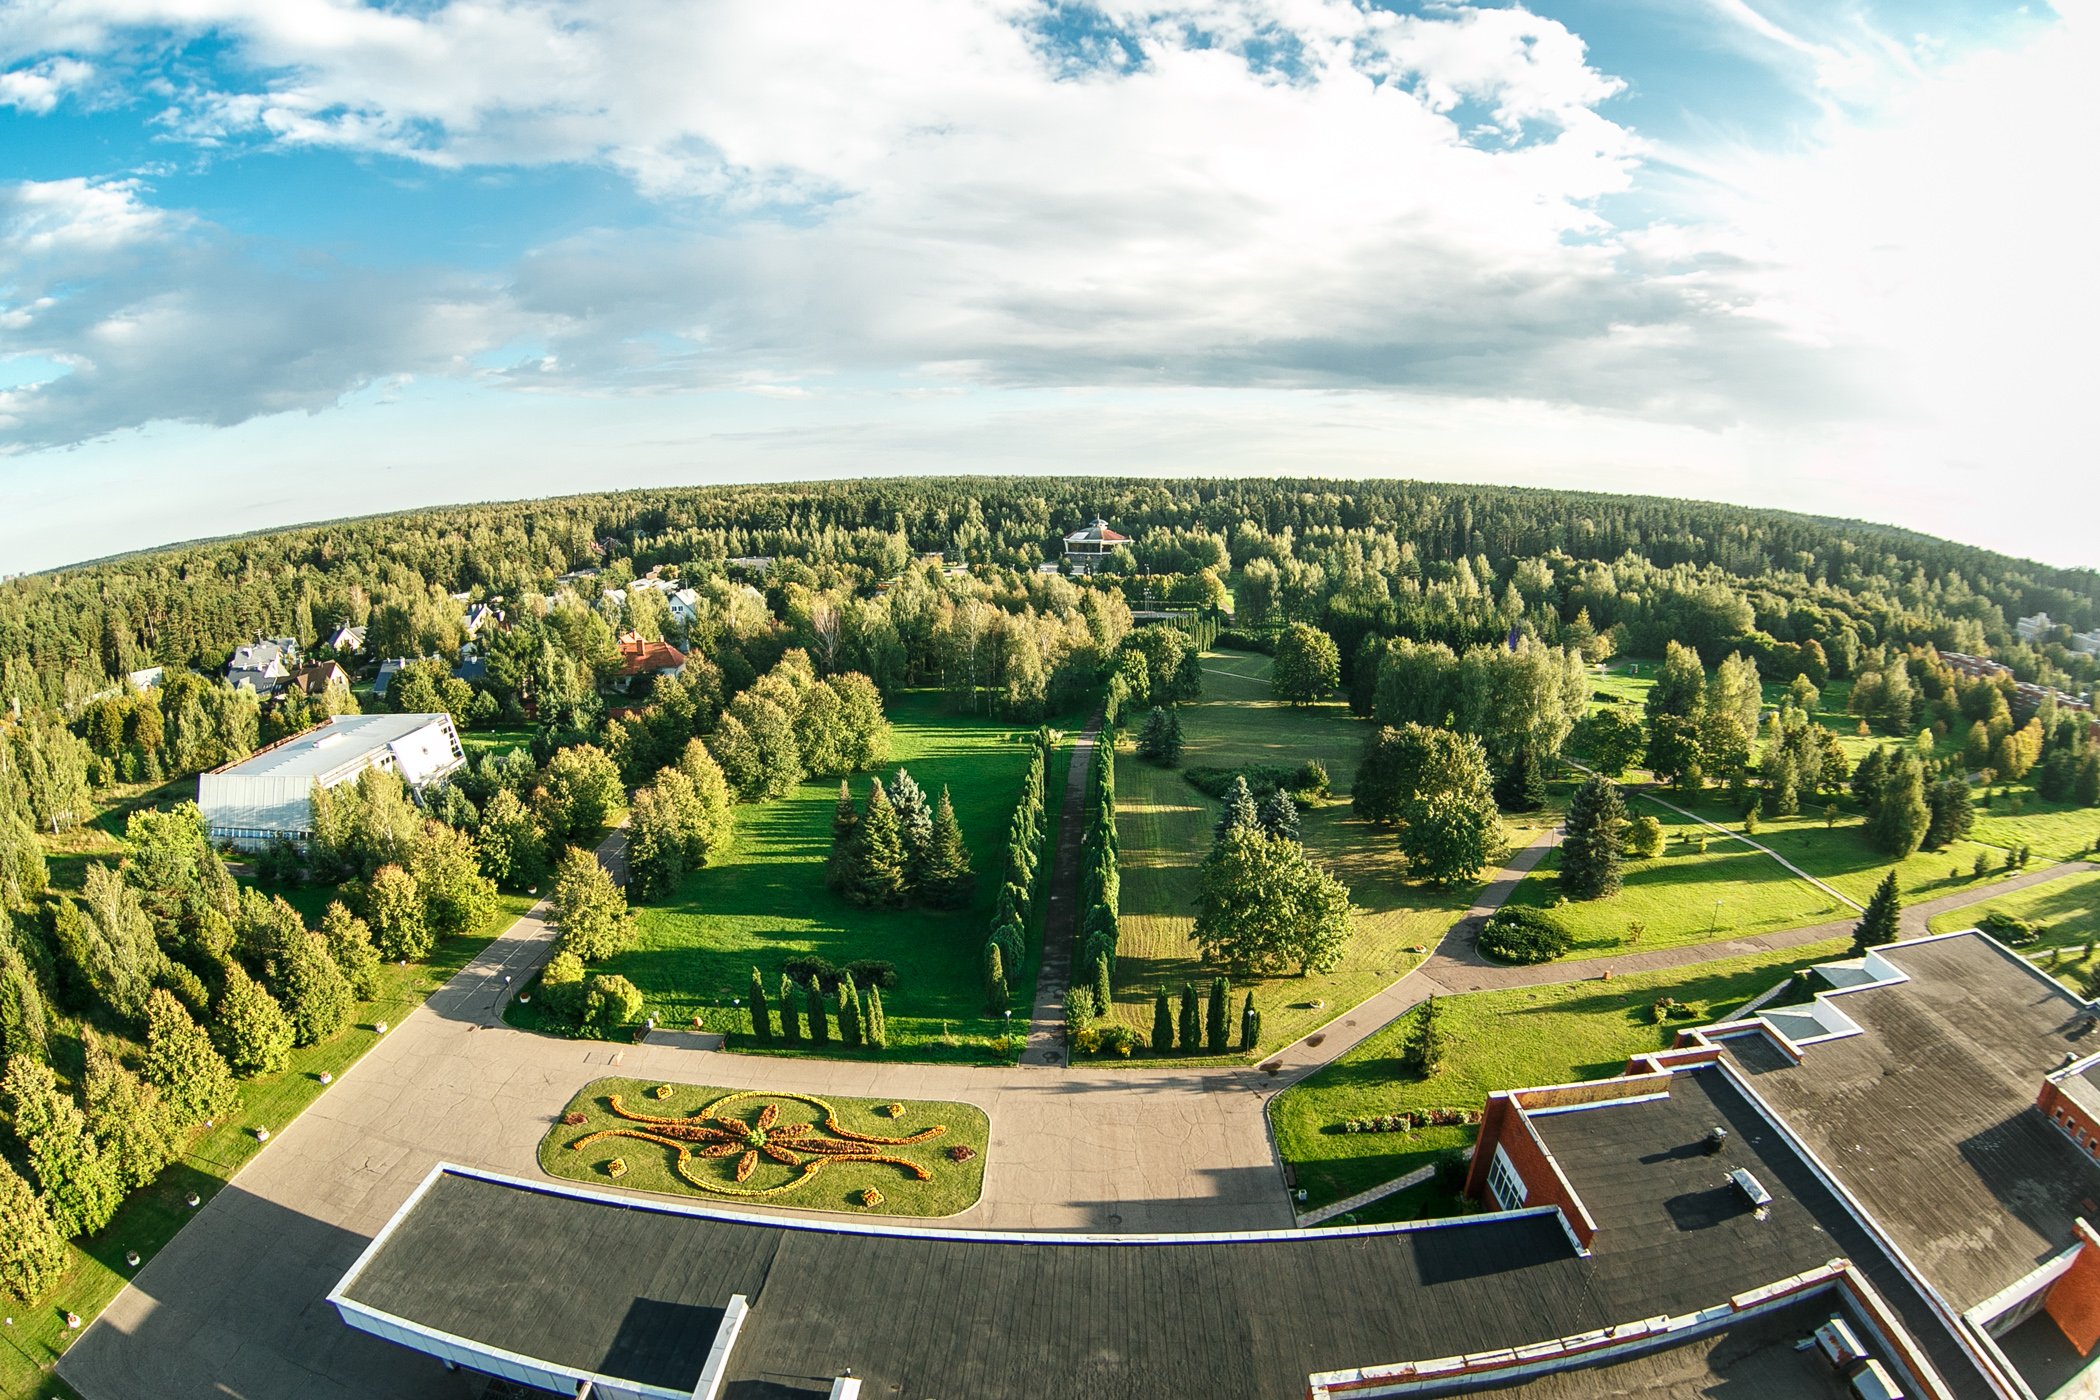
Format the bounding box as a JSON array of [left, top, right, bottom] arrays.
[[983, 731, 1053, 1013], [1078, 719, 1120, 1014], [1149, 977, 1259, 1053], [747, 966, 889, 1051]]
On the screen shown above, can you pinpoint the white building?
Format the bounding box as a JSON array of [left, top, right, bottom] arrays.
[[2018, 612, 2055, 644], [1061, 519, 1128, 575], [2074, 628, 2100, 657], [198, 713, 465, 849]]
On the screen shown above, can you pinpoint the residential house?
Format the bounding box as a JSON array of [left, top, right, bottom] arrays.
[[462, 602, 505, 637], [284, 661, 350, 698], [372, 657, 415, 700], [1061, 518, 1127, 575], [327, 622, 367, 654], [613, 633, 686, 692], [227, 637, 299, 697]]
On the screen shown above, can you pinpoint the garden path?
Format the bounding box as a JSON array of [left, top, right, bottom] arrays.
[[1622, 787, 1867, 913], [1019, 711, 1103, 1067]]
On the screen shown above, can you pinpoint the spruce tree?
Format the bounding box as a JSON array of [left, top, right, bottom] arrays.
[[1851, 871, 1902, 955], [213, 964, 294, 1077], [920, 787, 975, 909], [1257, 790, 1301, 843], [1092, 954, 1113, 1022], [1494, 747, 1546, 813], [1206, 977, 1230, 1053], [82, 1029, 180, 1192], [1178, 982, 1200, 1050], [1559, 776, 1626, 900], [1851, 745, 1889, 816], [1, 1057, 122, 1239], [1152, 987, 1174, 1052], [0, 1157, 65, 1302], [1403, 995, 1447, 1076], [1239, 992, 1259, 1051], [888, 769, 935, 893], [805, 978, 830, 1045], [866, 985, 888, 1050], [1214, 775, 1260, 842], [849, 779, 909, 907], [1924, 776, 1975, 849], [837, 975, 864, 1047], [826, 780, 858, 892], [141, 988, 235, 1127], [984, 942, 1009, 1014], [1872, 753, 1931, 858], [778, 973, 802, 1044], [748, 967, 773, 1044]]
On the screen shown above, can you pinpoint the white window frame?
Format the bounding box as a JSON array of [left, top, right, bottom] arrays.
[[1486, 1144, 1527, 1212]]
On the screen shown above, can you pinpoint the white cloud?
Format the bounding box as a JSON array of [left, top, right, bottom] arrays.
[[0, 56, 92, 113]]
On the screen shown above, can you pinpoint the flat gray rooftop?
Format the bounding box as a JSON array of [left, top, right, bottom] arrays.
[[339, 1066, 1996, 1400], [1723, 932, 2100, 1312], [210, 714, 447, 781]]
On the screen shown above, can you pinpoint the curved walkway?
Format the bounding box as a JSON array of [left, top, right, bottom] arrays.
[[55, 811, 2095, 1399]]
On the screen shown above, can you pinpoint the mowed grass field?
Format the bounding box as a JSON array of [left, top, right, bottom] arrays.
[[1667, 792, 2021, 905], [541, 1078, 989, 1218], [1499, 798, 1844, 959], [1931, 870, 2100, 998], [1105, 652, 1526, 1062], [582, 692, 1049, 1063], [1268, 940, 1845, 1210]]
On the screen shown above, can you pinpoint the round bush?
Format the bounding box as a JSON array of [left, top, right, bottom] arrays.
[[1478, 907, 1573, 964]]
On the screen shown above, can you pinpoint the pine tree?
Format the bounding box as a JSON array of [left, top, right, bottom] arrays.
[[1214, 775, 1260, 842], [984, 942, 1009, 1014], [2, 1057, 122, 1239], [1206, 976, 1230, 1053], [1257, 790, 1300, 843], [1403, 995, 1447, 1076], [748, 967, 773, 1044], [213, 964, 294, 1077], [1559, 776, 1626, 900], [141, 988, 235, 1127], [1092, 954, 1113, 1022], [920, 787, 976, 909], [778, 973, 802, 1044], [805, 978, 830, 1045], [1152, 987, 1174, 1053], [848, 779, 909, 907], [1239, 992, 1260, 1051], [826, 780, 859, 892], [1178, 982, 1200, 1050], [837, 975, 864, 1047], [1851, 871, 1902, 955], [0, 1157, 66, 1302], [866, 985, 888, 1050], [81, 1030, 180, 1193]]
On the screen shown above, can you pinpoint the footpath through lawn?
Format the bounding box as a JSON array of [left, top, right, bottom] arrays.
[[1268, 940, 1844, 1212], [570, 692, 1054, 1064], [1105, 652, 1536, 1063]]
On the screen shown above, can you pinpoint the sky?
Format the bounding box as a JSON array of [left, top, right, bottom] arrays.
[[0, 0, 2092, 573]]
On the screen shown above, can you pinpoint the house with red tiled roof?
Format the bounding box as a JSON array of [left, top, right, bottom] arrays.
[[613, 633, 686, 692], [1061, 518, 1127, 575]]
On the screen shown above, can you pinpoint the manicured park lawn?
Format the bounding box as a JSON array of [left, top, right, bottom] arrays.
[[1930, 871, 2100, 955], [1665, 792, 2010, 905], [0, 906, 527, 1400], [1105, 653, 1516, 1063], [1970, 793, 2100, 863], [540, 1077, 988, 1217], [1268, 940, 1846, 1211], [1499, 798, 1843, 959], [551, 693, 1052, 1064]]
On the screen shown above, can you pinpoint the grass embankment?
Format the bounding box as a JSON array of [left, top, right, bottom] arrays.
[[540, 1077, 989, 1218], [1107, 653, 1527, 1063], [1269, 941, 1845, 1212], [529, 694, 1054, 1064], [0, 897, 529, 1400], [1500, 799, 1842, 959]]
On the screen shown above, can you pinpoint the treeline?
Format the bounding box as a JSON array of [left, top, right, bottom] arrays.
[[983, 735, 1050, 1015], [10, 476, 2092, 725]]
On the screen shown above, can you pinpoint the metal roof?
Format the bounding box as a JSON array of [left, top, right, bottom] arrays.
[[208, 713, 456, 783]]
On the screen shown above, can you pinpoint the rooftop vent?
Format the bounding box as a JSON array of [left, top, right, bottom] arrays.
[[1845, 1357, 1906, 1400], [1814, 1314, 1867, 1367], [1728, 1167, 1773, 1219], [1704, 1126, 1728, 1155]]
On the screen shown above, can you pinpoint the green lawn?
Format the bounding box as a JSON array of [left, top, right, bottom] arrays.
[[540, 1077, 988, 1217], [0, 903, 527, 1400], [539, 694, 1049, 1063], [1499, 798, 1843, 959], [1929, 871, 2100, 952], [1104, 654, 1524, 1063], [1969, 792, 2100, 863], [459, 724, 535, 756], [1269, 940, 1845, 1210], [1666, 792, 2012, 905]]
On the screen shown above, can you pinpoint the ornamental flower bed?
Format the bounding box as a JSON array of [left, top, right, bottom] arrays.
[[542, 1078, 989, 1218]]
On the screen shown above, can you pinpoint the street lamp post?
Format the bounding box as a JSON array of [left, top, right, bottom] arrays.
[[1709, 898, 1724, 934]]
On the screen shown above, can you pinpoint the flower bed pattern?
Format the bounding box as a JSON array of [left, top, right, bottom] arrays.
[[541, 1079, 990, 1217]]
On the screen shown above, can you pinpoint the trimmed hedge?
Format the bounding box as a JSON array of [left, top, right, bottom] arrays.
[[1477, 907, 1572, 965]]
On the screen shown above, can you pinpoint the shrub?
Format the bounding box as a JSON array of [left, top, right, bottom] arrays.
[[1183, 764, 1324, 802], [1214, 629, 1275, 654], [1295, 760, 1330, 799], [580, 974, 643, 1034], [1477, 907, 1572, 964], [1978, 910, 2043, 947]]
